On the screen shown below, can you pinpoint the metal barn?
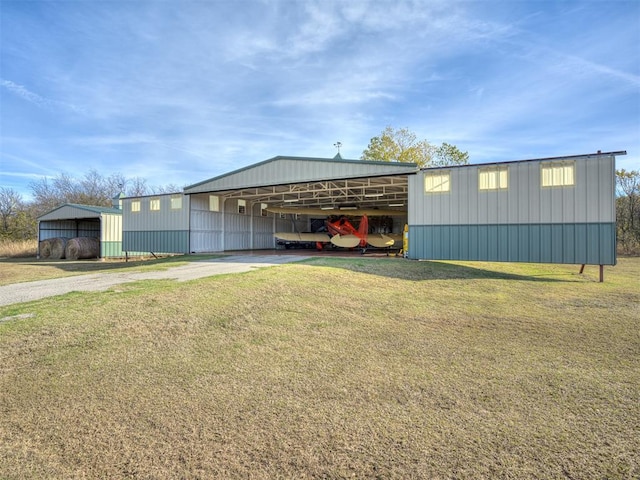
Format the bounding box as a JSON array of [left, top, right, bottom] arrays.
[[120, 151, 625, 277], [121, 155, 417, 254], [121, 193, 191, 254], [407, 151, 621, 266], [37, 203, 124, 258]]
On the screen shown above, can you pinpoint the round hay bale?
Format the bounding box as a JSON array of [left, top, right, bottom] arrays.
[[49, 237, 69, 260], [39, 239, 52, 259], [65, 237, 100, 260]]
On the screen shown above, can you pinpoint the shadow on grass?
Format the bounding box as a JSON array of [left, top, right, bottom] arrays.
[[302, 257, 584, 283]]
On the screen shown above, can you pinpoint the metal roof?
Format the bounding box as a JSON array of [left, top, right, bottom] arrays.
[[184, 156, 418, 193], [420, 150, 627, 171], [38, 203, 122, 221], [182, 155, 418, 211]]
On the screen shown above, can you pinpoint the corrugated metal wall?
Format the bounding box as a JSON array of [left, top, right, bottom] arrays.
[[408, 154, 616, 265], [101, 214, 124, 257], [39, 215, 126, 258], [122, 231, 190, 254], [39, 219, 100, 240], [122, 194, 190, 253], [410, 224, 616, 265], [409, 156, 615, 225], [101, 214, 122, 242], [122, 195, 190, 231], [189, 194, 224, 252], [187, 194, 304, 252]]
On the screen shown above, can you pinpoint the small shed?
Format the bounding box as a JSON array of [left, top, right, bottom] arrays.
[[37, 203, 124, 258]]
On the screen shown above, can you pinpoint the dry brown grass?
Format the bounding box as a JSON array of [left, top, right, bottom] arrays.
[[0, 238, 37, 258], [0, 257, 638, 479]]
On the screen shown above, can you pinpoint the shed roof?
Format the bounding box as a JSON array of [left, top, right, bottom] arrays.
[[38, 203, 122, 221], [184, 155, 418, 194]]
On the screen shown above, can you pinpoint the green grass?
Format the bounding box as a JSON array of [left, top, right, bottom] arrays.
[[1, 257, 638, 479]]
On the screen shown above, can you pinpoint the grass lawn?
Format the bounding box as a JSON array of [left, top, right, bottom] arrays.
[[1, 257, 638, 479]]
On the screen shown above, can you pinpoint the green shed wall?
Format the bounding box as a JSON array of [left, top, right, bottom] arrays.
[[409, 223, 616, 265], [122, 230, 189, 254]]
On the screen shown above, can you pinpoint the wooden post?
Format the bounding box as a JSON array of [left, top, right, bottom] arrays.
[[579, 264, 604, 282], [600, 265, 604, 283]]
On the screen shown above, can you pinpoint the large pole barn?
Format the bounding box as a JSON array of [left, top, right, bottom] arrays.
[[121, 151, 624, 277]]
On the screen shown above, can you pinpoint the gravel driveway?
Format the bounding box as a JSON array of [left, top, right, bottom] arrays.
[[0, 255, 309, 307]]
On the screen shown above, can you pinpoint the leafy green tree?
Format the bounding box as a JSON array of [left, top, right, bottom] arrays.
[[361, 126, 468, 167], [433, 142, 470, 167]]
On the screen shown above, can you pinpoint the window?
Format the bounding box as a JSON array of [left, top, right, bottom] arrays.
[[170, 195, 182, 210], [131, 200, 140, 212], [541, 161, 575, 187], [238, 199, 246, 215], [479, 166, 508, 190], [150, 198, 161, 211], [261, 203, 268, 217], [209, 195, 219, 212], [425, 172, 450, 193]]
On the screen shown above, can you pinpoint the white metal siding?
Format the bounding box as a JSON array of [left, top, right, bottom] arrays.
[[123, 195, 190, 232], [101, 214, 122, 242], [189, 194, 224, 252], [224, 214, 252, 250], [188, 194, 307, 252], [409, 155, 615, 226]]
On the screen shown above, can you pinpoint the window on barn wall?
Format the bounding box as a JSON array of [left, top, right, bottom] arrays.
[[131, 200, 141, 212], [425, 172, 451, 193], [541, 161, 575, 187], [238, 199, 246, 215], [209, 195, 220, 212], [170, 195, 182, 210], [261, 203, 268, 217], [150, 198, 161, 211], [479, 166, 508, 190]]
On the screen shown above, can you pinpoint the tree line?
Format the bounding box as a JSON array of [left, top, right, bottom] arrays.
[[2, 127, 466, 242], [616, 169, 640, 254], [0, 170, 181, 240]]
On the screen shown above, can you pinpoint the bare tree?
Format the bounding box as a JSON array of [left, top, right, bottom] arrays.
[[0, 187, 23, 233], [616, 169, 640, 253], [126, 177, 149, 197], [152, 183, 183, 194]]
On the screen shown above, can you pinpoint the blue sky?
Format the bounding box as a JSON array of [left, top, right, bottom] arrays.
[[1, 0, 639, 201]]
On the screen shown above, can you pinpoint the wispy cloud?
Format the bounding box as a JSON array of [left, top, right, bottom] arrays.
[[1, 79, 83, 114], [1, 0, 638, 200]]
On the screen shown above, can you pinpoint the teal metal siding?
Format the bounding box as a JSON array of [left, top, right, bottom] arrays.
[[409, 223, 616, 265], [101, 241, 123, 258], [123, 230, 189, 254]]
